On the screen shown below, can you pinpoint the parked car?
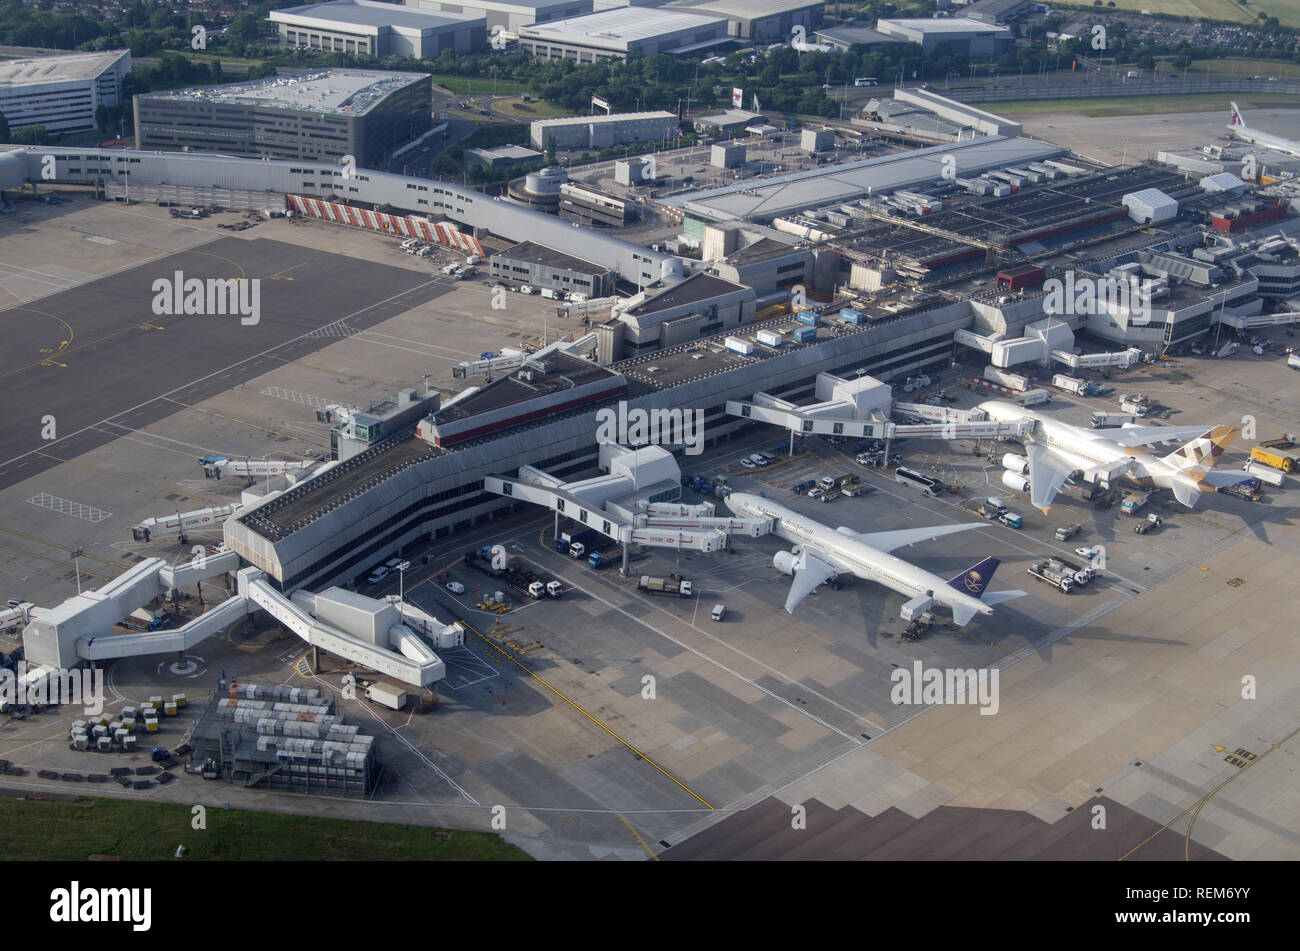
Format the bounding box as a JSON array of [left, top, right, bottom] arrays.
[[366, 565, 391, 585], [807, 487, 826, 500], [1075, 547, 1098, 560], [739, 458, 756, 470], [446, 581, 465, 594]]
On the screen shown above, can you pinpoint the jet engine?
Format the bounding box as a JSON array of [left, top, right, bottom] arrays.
[[1002, 453, 1029, 475], [1002, 471, 1030, 493], [773, 551, 798, 576]]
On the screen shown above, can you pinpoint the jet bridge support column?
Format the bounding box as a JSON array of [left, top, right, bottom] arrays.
[[622, 546, 630, 576]]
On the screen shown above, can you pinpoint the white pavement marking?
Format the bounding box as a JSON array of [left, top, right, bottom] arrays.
[[26, 492, 112, 523]]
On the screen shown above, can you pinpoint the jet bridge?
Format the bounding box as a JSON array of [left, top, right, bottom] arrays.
[[726, 398, 1033, 443], [452, 333, 599, 379]]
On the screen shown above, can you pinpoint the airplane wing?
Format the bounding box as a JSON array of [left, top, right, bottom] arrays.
[[980, 590, 1026, 607], [1199, 469, 1251, 488], [783, 548, 842, 614], [844, 523, 986, 553], [1110, 425, 1215, 448], [1026, 442, 1075, 511]]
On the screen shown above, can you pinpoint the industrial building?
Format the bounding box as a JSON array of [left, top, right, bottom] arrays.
[[133, 69, 433, 167], [693, 109, 765, 136], [813, 22, 900, 51], [408, 0, 593, 32], [673, 0, 824, 42], [269, 0, 486, 56], [0, 50, 131, 135], [529, 111, 680, 150], [667, 135, 1065, 227], [603, 272, 757, 356], [874, 17, 1012, 56], [489, 240, 617, 296], [559, 181, 638, 227], [960, 0, 1033, 26], [465, 143, 544, 172], [517, 8, 734, 61]]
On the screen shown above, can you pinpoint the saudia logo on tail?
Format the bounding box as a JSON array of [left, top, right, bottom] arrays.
[[963, 570, 984, 594]]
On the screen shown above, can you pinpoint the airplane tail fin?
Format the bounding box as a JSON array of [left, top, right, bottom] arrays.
[[1161, 425, 1239, 479], [947, 556, 999, 597], [1231, 101, 1245, 127]]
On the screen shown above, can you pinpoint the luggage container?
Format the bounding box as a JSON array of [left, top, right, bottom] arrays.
[[144, 718, 159, 733], [793, 326, 816, 343], [123, 736, 138, 752], [97, 736, 113, 752], [164, 701, 178, 717], [172, 693, 187, 708]]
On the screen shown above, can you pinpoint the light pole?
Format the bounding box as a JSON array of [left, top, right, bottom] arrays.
[[396, 560, 411, 615], [71, 548, 84, 595]]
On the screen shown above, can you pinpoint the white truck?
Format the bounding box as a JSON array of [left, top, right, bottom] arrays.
[[1288, 352, 1300, 370], [1018, 388, 1051, 407], [983, 366, 1029, 391], [1051, 374, 1088, 395], [365, 681, 411, 711]]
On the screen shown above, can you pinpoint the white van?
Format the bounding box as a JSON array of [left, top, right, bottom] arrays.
[[366, 565, 391, 585], [711, 604, 727, 622]]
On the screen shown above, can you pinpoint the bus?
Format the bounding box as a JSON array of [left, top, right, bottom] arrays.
[[854, 77, 879, 87], [895, 466, 942, 496]]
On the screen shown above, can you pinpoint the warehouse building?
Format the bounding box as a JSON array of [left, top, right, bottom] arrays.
[[270, 0, 485, 56], [874, 17, 1012, 56], [530, 111, 680, 150], [134, 69, 433, 166], [489, 240, 617, 296], [465, 143, 544, 172], [0, 50, 131, 135], [813, 22, 899, 51], [408, 0, 593, 32], [674, 0, 823, 42], [693, 108, 764, 136], [517, 8, 733, 62]]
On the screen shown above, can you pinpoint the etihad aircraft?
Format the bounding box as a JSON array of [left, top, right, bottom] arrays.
[[726, 492, 1024, 626], [1228, 102, 1300, 160], [977, 400, 1240, 511]]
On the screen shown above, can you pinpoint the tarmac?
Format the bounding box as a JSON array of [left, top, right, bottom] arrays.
[[0, 193, 1297, 862]]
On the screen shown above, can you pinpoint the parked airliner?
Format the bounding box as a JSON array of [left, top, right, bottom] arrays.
[[726, 493, 1024, 626]]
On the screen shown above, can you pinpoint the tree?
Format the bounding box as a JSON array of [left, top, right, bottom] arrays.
[[544, 135, 557, 164], [13, 124, 49, 145]]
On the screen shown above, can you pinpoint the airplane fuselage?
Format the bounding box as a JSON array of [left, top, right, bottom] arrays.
[[980, 400, 1190, 492], [1228, 125, 1300, 160], [727, 493, 991, 618]]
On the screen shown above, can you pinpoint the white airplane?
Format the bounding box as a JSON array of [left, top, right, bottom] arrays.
[[726, 492, 1024, 626], [1228, 102, 1300, 160], [978, 400, 1241, 511]]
